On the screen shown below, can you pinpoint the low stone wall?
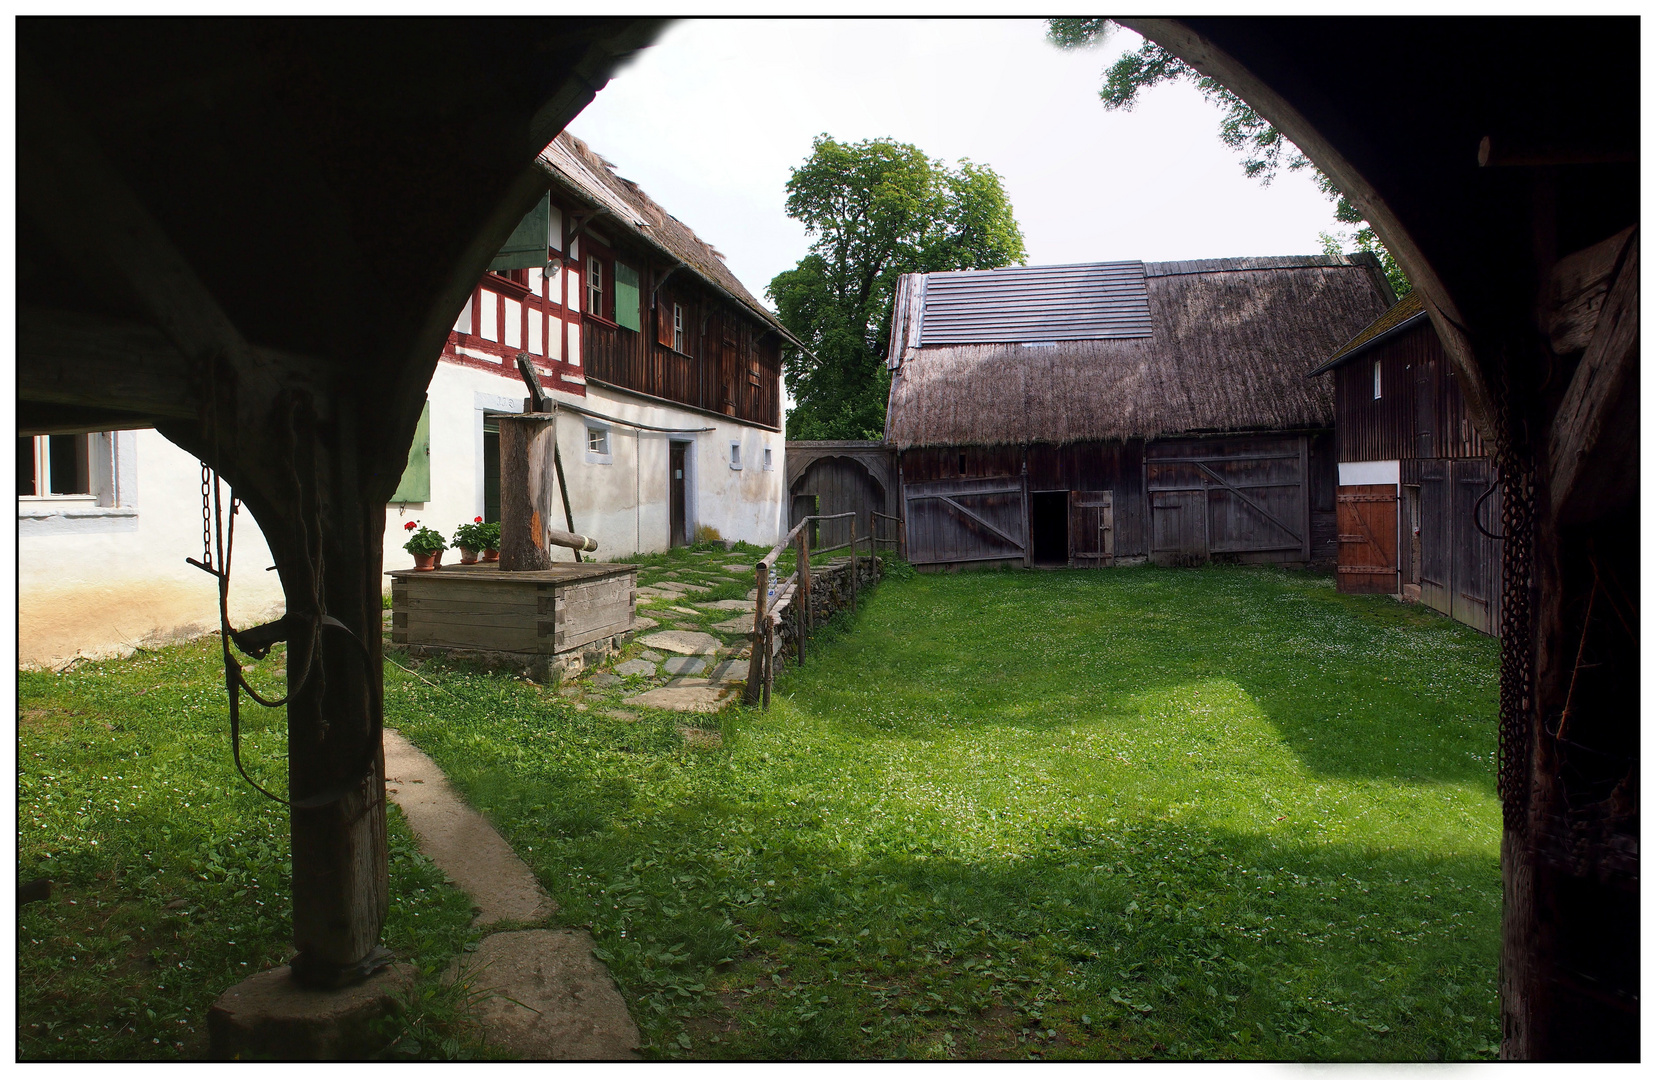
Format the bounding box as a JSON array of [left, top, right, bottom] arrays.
[[767, 555, 883, 658], [400, 630, 631, 685]]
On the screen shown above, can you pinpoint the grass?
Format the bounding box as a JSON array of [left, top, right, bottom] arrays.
[[16, 639, 482, 1061], [384, 558, 1502, 1061]]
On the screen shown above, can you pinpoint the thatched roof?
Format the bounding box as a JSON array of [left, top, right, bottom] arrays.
[[1308, 289, 1426, 375], [539, 134, 808, 352], [885, 255, 1394, 449]]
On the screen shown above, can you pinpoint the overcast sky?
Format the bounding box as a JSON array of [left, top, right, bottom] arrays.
[[567, 18, 1343, 308]]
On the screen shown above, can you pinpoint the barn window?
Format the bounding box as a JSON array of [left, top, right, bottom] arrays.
[[959, 453, 967, 475], [586, 255, 604, 316], [673, 303, 685, 353], [1373, 358, 1383, 400]]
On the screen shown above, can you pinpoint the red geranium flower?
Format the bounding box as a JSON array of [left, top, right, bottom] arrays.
[[404, 521, 416, 531], [474, 516, 483, 523]]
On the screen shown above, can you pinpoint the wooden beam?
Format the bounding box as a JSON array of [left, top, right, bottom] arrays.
[[1547, 230, 1638, 525], [1544, 226, 1636, 355]]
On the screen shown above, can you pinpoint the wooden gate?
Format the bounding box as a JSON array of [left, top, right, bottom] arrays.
[[790, 455, 886, 551], [1145, 436, 1310, 565], [903, 475, 1028, 567], [1337, 484, 1399, 593], [1070, 490, 1114, 567], [1419, 458, 1501, 634]]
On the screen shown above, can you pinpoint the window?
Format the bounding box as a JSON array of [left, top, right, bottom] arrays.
[[586, 255, 604, 316], [1373, 358, 1383, 400], [763, 447, 774, 472], [729, 441, 742, 470], [19, 434, 91, 497], [585, 425, 613, 465], [673, 302, 685, 353]]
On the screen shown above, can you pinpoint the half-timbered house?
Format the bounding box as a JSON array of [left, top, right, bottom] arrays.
[[883, 256, 1394, 570], [1307, 289, 1501, 634]]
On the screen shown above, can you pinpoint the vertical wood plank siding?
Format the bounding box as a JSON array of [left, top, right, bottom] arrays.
[[584, 286, 781, 428], [1335, 320, 1486, 462]]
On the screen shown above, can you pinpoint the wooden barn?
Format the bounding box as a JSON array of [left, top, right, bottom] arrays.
[[883, 256, 1395, 570], [1308, 289, 1502, 634]]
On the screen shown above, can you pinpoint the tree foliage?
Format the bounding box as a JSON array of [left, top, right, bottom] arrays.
[[1048, 19, 1409, 298], [768, 136, 1026, 440]]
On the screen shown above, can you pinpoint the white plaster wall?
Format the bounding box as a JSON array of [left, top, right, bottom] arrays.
[[18, 429, 285, 667]]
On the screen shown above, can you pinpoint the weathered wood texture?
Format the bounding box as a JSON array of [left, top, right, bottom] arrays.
[[1335, 483, 1398, 594], [499, 414, 560, 571], [788, 455, 890, 551], [389, 563, 636, 656], [1335, 319, 1488, 463], [1145, 436, 1311, 565], [1406, 457, 1502, 636]]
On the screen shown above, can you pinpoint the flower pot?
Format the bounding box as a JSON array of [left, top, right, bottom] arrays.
[[482, 548, 499, 563], [458, 548, 478, 565], [413, 551, 440, 571]]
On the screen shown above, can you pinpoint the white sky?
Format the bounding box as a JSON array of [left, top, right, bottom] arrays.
[[567, 17, 1344, 309]]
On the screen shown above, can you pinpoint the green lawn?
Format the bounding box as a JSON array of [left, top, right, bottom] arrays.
[[17, 641, 481, 1060], [387, 559, 1502, 1060]]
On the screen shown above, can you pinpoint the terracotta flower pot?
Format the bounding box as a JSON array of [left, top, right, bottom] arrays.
[[482, 548, 499, 562], [413, 551, 440, 571], [459, 548, 478, 565]]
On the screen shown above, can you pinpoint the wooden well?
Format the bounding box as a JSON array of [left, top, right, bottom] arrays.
[[388, 562, 637, 679]]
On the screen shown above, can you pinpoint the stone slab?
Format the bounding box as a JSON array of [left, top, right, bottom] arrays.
[[384, 730, 554, 926], [638, 649, 664, 661], [209, 963, 413, 1060], [638, 630, 721, 656], [613, 659, 656, 678], [622, 679, 737, 713], [460, 929, 639, 1060], [662, 656, 706, 676], [723, 564, 756, 573], [707, 659, 747, 684], [632, 616, 658, 631], [589, 672, 622, 687], [698, 599, 753, 611], [712, 615, 754, 633], [667, 605, 701, 616]]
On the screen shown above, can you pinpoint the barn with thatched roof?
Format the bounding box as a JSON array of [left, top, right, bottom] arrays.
[[883, 255, 1395, 569]]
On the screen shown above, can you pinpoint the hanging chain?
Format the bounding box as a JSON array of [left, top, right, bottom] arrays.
[[1493, 361, 1537, 834], [201, 462, 215, 571]]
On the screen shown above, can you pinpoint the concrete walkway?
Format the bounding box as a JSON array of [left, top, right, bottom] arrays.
[[383, 729, 639, 1059]]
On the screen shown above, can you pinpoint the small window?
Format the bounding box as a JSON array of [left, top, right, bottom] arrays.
[[729, 441, 742, 470], [587, 426, 609, 455], [1373, 358, 1383, 400], [586, 255, 603, 316], [763, 447, 774, 472], [673, 303, 685, 353], [959, 453, 967, 475], [19, 434, 91, 497]]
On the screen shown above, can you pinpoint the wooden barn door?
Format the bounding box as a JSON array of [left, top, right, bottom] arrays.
[[903, 475, 1028, 567], [1336, 484, 1398, 593], [1146, 436, 1307, 565], [792, 457, 884, 551], [1070, 490, 1114, 567], [1451, 458, 1500, 635], [1417, 462, 1451, 615]]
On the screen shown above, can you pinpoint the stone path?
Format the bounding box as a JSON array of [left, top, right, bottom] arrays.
[[383, 730, 639, 1059]]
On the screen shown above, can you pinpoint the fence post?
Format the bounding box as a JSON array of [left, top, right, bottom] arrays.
[[849, 523, 859, 610], [796, 524, 811, 663], [762, 618, 773, 709], [744, 560, 768, 705]]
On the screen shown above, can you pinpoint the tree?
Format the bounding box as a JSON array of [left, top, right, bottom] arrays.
[[769, 135, 1026, 440], [1048, 19, 1410, 298]]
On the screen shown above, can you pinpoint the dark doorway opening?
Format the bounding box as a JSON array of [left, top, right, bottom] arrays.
[[669, 441, 688, 547], [1031, 491, 1069, 566], [483, 423, 501, 525]]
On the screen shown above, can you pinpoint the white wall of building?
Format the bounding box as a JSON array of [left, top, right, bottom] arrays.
[[18, 429, 285, 668]]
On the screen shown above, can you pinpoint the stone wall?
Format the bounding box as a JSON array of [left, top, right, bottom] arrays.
[[767, 555, 883, 658]]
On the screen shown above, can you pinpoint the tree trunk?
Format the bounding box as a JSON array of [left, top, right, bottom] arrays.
[[499, 414, 560, 572]]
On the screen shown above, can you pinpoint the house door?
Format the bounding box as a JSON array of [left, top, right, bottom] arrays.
[[1336, 484, 1398, 593], [669, 441, 688, 548]]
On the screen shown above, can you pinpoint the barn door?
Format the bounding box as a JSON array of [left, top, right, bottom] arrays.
[[1070, 490, 1113, 567], [1150, 491, 1206, 564], [1418, 464, 1451, 615], [1336, 484, 1398, 593], [903, 475, 1028, 567], [1146, 437, 1307, 565], [1452, 459, 1500, 635]]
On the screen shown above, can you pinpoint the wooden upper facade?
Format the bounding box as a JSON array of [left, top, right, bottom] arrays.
[[442, 133, 792, 431], [1311, 290, 1487, 463]]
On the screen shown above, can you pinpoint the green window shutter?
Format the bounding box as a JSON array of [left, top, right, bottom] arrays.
[[391, 400, 431, 502], [487, 192, 551, 272], [614, 262, 641, 331]]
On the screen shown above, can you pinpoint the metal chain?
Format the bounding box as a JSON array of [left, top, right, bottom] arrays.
[[200, 462, 214, 570], [1494, 365, 1536, 834]]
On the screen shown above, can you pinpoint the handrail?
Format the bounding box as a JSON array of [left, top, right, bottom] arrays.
[[757, 512, 858, 571]]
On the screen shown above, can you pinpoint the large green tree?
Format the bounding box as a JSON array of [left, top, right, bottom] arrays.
[[769, 135, 1026, 440], [1048, 19, 1409, 298]]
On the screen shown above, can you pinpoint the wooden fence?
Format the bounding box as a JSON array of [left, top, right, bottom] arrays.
[[742, 511, 879, 709]]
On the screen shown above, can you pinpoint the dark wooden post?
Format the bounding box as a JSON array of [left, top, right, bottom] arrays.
[[744, 561, 768, 705], [849, 523, 859, 610], [499, 414, 560, 572], [762, 618, 773, 708], [796, 524, 811, 661]]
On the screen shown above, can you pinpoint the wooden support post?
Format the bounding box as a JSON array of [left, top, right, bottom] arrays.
[[498, 414, 560, 572], [849, 524, 858, 610], [744, 561, 768, 705], [797, 524, 812, 655], [762, 617, 773, 709]]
